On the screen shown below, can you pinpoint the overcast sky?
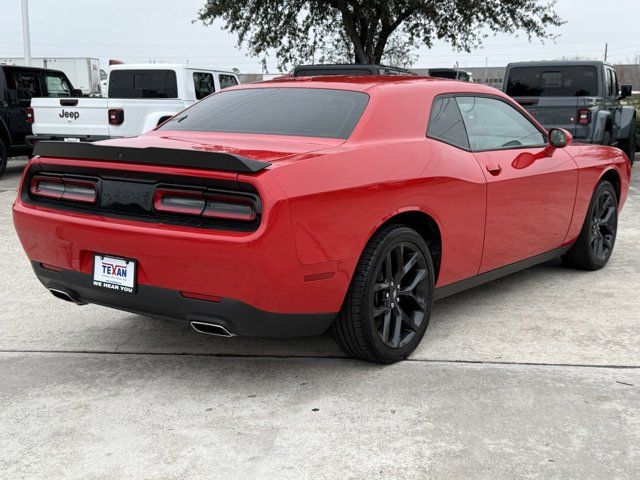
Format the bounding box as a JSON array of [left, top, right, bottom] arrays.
[[1, 0, 639, 73]]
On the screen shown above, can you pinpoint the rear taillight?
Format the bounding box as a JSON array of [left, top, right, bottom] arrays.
[[153, 188, 257, 222], [26, 107, 34, 123], [153, 188, 206, 216], [30, 175, 97, 204], [108, 108, 124, 125], [577, 108, 592, 125]]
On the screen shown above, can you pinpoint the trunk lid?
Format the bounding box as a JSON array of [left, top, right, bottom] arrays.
[[97, 131, 344, 166]]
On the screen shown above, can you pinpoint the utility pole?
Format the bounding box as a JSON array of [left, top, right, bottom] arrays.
[[604, 43, 608, 62], [21, 0, 32, 66], [484, 57, 488, 84]]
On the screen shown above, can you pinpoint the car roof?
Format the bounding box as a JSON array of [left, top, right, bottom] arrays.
[[0, 64, 66, 74], [506, 60, 610, 68], [109, 63, 236, 74], [243, 75, 501, 95]]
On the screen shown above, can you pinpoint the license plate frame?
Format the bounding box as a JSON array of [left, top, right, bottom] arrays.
[[92, 254, 137, 294]]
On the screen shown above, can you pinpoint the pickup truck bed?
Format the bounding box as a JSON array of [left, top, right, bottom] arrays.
[[28, 64, 239, 144]]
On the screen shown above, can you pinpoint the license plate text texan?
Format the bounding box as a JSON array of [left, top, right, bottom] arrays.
[[93, 255, 136, 294]]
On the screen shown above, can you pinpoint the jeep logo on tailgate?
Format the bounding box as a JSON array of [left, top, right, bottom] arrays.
[[59, 109, 80, 120]]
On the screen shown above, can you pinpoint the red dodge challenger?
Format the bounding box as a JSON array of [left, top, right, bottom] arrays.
[[13, 76, 631, 363]]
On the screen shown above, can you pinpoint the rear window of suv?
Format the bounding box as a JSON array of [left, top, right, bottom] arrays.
[[506, 66, 599, 97], [160, 87, 369, 139], [109, 69, 178, 98]]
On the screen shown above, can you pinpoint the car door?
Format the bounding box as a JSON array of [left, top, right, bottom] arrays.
[[455, 95, 578, 272]]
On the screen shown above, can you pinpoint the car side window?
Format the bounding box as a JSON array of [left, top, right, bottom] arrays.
[[606, 69, 614, 98], [12, 71, 42, 105], [193, 72, 215, 100], [219, 74, 238, 89], [427, 96, 470, 150], [455, 96, 546, 151], [44, 73, 72, 97]]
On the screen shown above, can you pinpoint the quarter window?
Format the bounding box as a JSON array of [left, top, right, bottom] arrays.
[[219, 74, 238, 89], [427, 96, 470, 150], [193, 72, 215, 100], [455, 97, 546, 151]]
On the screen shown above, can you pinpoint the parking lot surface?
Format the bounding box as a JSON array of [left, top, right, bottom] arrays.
[[1, 157, 639, 479]]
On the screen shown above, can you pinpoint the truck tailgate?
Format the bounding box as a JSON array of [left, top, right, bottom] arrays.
[[31, 97, 109, 138], [514, 97, 583, 134]]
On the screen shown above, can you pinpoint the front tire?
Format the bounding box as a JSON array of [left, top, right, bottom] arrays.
[[562, 180, 618, 270], [0, 139, 7, 178], [620, 122, 636, 166], [332, 225, 435, 364]]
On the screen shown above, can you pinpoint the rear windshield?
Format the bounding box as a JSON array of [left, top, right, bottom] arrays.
[[506, 66, 599, 97], [109, 69, 178, 99], [160, 87, 369, 139]]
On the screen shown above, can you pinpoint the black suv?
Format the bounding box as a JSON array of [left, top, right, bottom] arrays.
[[503, 61, 636, 162], [0, 65, 79, 177]]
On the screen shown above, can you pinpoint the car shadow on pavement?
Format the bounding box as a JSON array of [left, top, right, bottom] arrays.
[[95, 258, 581, 360]]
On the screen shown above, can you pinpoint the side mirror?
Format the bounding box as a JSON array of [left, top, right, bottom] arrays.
[[548, 128, 572, 149], [72, 89, 83, 97], [620, 84, 633, 100]]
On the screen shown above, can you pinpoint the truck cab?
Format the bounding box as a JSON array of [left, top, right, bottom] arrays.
[[28, 64, 240, 145], [503, 61, 636, 161]]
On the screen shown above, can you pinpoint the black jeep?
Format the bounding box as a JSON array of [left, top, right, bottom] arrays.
[[0, 65, 79, 177]]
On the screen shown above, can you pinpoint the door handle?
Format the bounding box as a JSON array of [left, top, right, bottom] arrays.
[[486, 163, 502, 175]]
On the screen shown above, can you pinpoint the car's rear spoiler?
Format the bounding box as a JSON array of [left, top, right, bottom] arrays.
[[33, 141, 271, 173]]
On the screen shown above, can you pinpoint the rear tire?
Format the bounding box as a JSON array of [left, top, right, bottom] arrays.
[[0, 139, 7, 178], [601, 130, 612, 147], [332, 225, 435, 364], [562, 180, 618, 270]]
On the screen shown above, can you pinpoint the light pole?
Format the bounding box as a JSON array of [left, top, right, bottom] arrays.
[[21, 0, 32, 66]]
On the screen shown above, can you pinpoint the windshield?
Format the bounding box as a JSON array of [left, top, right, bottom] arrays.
[[160, 87, 369, 139], [506, 66, 599, 97]]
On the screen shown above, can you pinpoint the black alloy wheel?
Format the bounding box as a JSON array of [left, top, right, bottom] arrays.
[[562, 180, 618, 270], [372, 242, 429, 349], [589, 188, 617, 263], [332, 225, 435, 364]]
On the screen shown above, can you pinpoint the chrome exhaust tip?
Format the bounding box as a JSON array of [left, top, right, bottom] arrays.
[[190, 321, 234, 337], [48, 288, 84, 305]]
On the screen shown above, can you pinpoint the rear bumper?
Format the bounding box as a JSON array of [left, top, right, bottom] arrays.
[[33, 262, 336, 337], [26, 134, 112, 146]]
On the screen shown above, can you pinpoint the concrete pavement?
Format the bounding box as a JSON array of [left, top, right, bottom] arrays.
[[1, 157, 639, 479]]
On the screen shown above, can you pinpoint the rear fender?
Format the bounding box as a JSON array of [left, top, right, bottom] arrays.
[[0, 118, 11, 145], [617, 106, 636, 140], [142, 112, 178, 134], [592, 110, 611, 143]]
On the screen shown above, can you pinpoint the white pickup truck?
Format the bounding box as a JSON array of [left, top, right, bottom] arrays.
[[27, 63, 239, 144]]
